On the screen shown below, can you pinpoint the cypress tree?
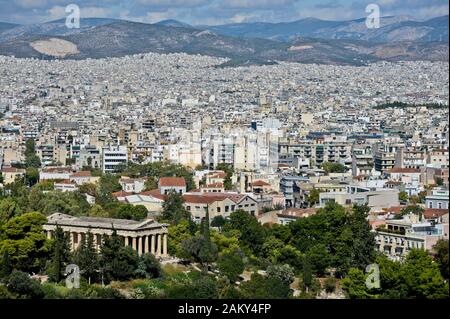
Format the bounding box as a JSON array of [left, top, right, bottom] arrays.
[[0, 251, 13, 281], [48, 225, 71, 283], [73, 230, 99, 284]]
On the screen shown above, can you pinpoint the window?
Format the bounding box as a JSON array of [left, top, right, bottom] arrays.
[[225, 206, 229, 212], [217, 207, 221, 213], [438, 202, 442, 209]]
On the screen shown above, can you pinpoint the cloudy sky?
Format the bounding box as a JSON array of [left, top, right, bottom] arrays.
[[1, 0, 448, 25]]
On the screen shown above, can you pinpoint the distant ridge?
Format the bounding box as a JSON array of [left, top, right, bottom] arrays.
[[155, 19, 193, 29], [0, 22, 19, 33], [0, 16, 447, 65]]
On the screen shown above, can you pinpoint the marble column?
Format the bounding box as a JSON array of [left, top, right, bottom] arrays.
[[125, 236, 129, 247], [78, 233, 82, 246], [47, 230, 52, 240], [92, 234, 97, 250], [156, 234, 162, 256], [72, 232, 79, 250], [151, 234, 156, 255], [137, 237, 142, 256], [145, 236, 150, 254], [163, 233, 167, 257], [132, 237, 137, 251]]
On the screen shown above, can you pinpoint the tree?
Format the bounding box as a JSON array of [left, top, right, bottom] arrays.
[[135, 253, 161, 279], [306, 244, 329, 276], [349, 204, 376, 270], [144, 176, 158, 191], [373, 251, 450, 299], [88, 204, 109, 218], [321, 162, 347, 173], [211, 215, 226, 230], [302, 257, 312, 292], [166, 272, 219, 299], [216, 163, 233, 190], [168, 220, 193, 257], [240, 272, 291, 299], [267, 264, 295, 286], [276, 245, 303, 272], [262, 236, 285, 262], [25, 167, 39, 187], [401, 249, 448, 299], [97, 174, 121, 206], [433, 239, 449, 280], [398, 191, 409, 203], [306, 188, 321, 207], [6, 270, 44, 299], [341, 268, 372, 299], [24, 139, 41, 169], [0, 212, 50, 273], [48, 225, 71, 283], [0, 197, 22, 223], [115, 204, 148, 221], [225, 210, 266, 255], [324, 276, 337, 293], [180, 235, 218, 266], [0, 251, 13, 281], [100, 230, 139, 283], [73, 231, 99, 284], [435, 177, 444, 186], [161, 191, 189, 224], [217, 250, 245, 283]]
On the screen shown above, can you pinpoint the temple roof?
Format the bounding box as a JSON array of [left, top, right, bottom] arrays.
[[45, 213, 167, 231]]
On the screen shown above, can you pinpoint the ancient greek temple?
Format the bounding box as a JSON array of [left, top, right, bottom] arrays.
[[44, 213, 168, 257]]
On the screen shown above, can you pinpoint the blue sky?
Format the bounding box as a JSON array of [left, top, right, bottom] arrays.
[[1, 0, 448, 25]]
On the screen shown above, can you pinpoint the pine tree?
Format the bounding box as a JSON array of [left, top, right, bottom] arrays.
[[302, 257, 312, 293], [0, 251, 13, 281], [100, 228, 138, 283], [73, 230, 99, 284], [48, 225, 71, 283]]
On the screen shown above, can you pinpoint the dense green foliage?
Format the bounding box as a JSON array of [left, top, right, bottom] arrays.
[[161, 191, 190, 225], [342, 250, 449, 299], [321, 162, 347, 173]]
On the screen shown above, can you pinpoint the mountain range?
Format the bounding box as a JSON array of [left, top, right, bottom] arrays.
[[0, 15, 447, 66]]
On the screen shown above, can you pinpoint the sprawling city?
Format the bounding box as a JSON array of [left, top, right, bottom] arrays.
[[0, 0, 448, 306]]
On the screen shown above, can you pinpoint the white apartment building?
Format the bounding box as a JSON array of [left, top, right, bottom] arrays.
[[102, 145, 128, 173]]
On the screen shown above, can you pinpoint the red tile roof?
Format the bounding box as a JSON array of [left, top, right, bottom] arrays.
[[424, 209, 449, 219], [252, 180, 271, 187], [41, 167, 73, 173], [159, 177, 186, 187], [382, 206, 408, 215], [183, 194, 223, 204], [70, 171, 92, 177], [208, 172, 227, 179], [140, 189, 166, 200]]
